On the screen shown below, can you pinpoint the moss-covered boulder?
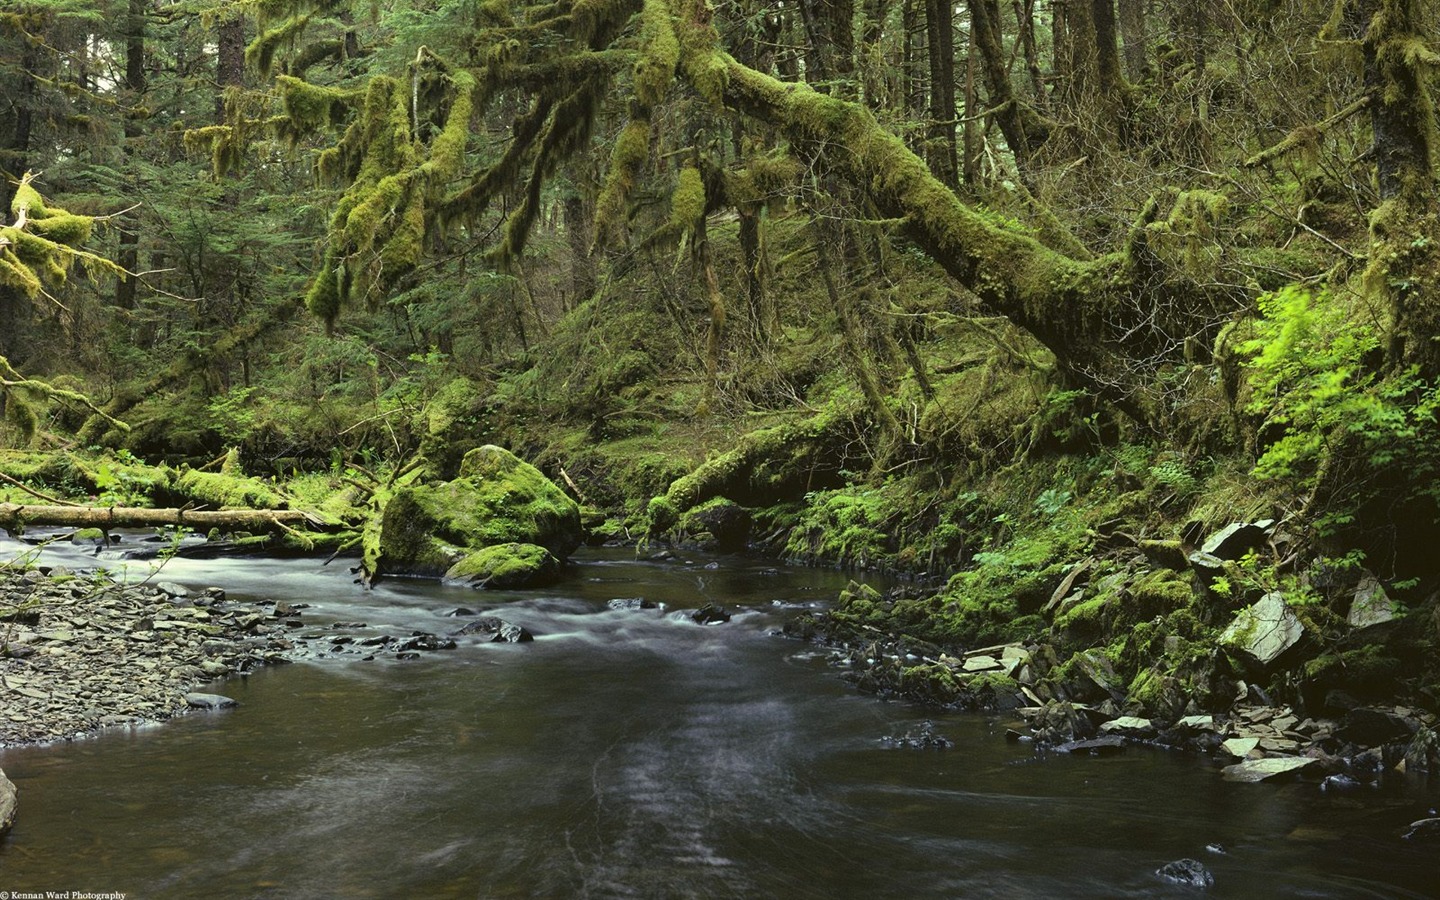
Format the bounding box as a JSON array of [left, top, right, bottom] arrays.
[[373, 445, 581, 577], [444, 542, 561, 589]]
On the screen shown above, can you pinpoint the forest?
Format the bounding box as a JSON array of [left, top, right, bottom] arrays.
[[4, 0, 1440, 823]]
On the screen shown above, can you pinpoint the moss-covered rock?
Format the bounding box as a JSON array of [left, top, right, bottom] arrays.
[[676, 496, 752, 551], [373, 445, 581, 577], [444, 542, 561, 589]]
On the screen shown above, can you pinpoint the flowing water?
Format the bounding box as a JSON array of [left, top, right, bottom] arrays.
[[1, 537, 1437, 898]]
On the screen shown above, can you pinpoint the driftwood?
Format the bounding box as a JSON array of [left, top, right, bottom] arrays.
[[0, 502, 330, 536]]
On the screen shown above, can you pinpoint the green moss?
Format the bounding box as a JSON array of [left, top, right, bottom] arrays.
[[444, 541, 561, 589], [373, 445, 581, 577], [669, 165, 706, 231], [175, 469, 287, 510]]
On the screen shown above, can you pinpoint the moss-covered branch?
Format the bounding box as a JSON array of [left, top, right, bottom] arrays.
[[707, 55, 1191, 409]]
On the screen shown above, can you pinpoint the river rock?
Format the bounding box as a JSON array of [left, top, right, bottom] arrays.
[[1222, 737, 1262, 762], [1348, 576, 1395, 630], [452, 617, 533, 643], [1221, 756, 1316, 783], [692, 603, 731, 625], [607, 598, 657, 611], [1336, 707, 1417, 747], [184, 693, 238, 710], [1221, 592, 1304, 668], [1056, 735, 1126, 754], [1156, 858, 1214, 888], [1099, 716, 1155, 738], [443, 542, 561, 590], [1402, 818, 1440, 841], [0, 766, 15, 836]]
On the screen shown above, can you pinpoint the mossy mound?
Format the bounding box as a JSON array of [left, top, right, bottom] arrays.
[[174, 469, 287, 510], [443, 542, 561, 589], [373, 445, 581, 577]]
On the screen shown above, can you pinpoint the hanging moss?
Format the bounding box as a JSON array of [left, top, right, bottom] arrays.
[[276, 75, 357, 135], [668, 165, 705, 231], [594, 118, 651, 243], [634, 0, 679, 108]]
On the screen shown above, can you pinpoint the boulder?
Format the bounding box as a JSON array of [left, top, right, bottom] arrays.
[[1201, 521, 1270, 560], [1221, 756, 1316, 783], [691, 603, 731, 625], [375, 446, 581, 577], [1156, 858, 1214, 888], [678, 497, 752, 551], [0, 766, 15, 836], [1099, 716, 1156, 738], [452, 616, 533, 643], [1221, 592, 1304, 668], [1336, 707, 1418, 747], [1069, 649, 1126, 701], [443, 542, 561, 590], [1348, 576, 1395, 630]]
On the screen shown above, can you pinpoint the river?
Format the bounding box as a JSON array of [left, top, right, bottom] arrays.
[[1, 539, 1437, 897]]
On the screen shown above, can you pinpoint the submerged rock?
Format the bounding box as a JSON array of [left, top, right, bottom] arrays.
[[880, 720, 954, 750], [184, 693, 238, 710], [1156, 858, 1214, 888], [0, 767, 15, 836], [1221, 756, 1316, 783]]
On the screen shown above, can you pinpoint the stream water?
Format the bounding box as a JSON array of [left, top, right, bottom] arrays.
[[1, 539, 1437, 898]]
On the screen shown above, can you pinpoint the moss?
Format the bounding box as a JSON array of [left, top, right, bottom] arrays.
[[634, 0, 680, 108], [175, 470, 287, 510], [675, 496, 751, 550], [444, 541, 561, 589], [594, 118, 651, 243], [373, 445, 581, 577], [669, 165, 706, 232]]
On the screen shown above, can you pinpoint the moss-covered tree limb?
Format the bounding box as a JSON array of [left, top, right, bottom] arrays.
[[0, 502, 332, 535], [708, 54, 1203, 414]]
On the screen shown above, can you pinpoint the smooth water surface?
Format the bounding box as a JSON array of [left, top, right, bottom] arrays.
[[1, 537, 1437, 898]]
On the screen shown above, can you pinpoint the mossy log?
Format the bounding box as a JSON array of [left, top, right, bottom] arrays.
[[0, 502, 331, 536]]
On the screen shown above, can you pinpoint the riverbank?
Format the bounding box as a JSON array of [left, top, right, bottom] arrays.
[[0, 563, 299, 747], [788, 598, 1440, 788]]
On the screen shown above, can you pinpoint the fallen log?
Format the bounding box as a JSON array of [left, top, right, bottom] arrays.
[[0, 502, 331, 536]]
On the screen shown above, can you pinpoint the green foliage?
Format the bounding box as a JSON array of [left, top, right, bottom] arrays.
[[1241, 285, 1440, 520]]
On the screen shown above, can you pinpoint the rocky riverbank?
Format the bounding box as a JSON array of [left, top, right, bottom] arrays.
[[0, 564, 301, 747], [787, 609, 1440, 788]]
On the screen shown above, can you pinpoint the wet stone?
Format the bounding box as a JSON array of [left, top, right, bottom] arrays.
[[1156, 858, 1214, 888]]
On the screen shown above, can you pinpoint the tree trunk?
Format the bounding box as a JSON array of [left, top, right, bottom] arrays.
[[0, 503, 331, 536], [969, 0, 1051, 171], [115, 0, 147, 312], [215, 9, 245, 121], [924, 0, 958, 188], [1117, 0, 1148, 80]]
